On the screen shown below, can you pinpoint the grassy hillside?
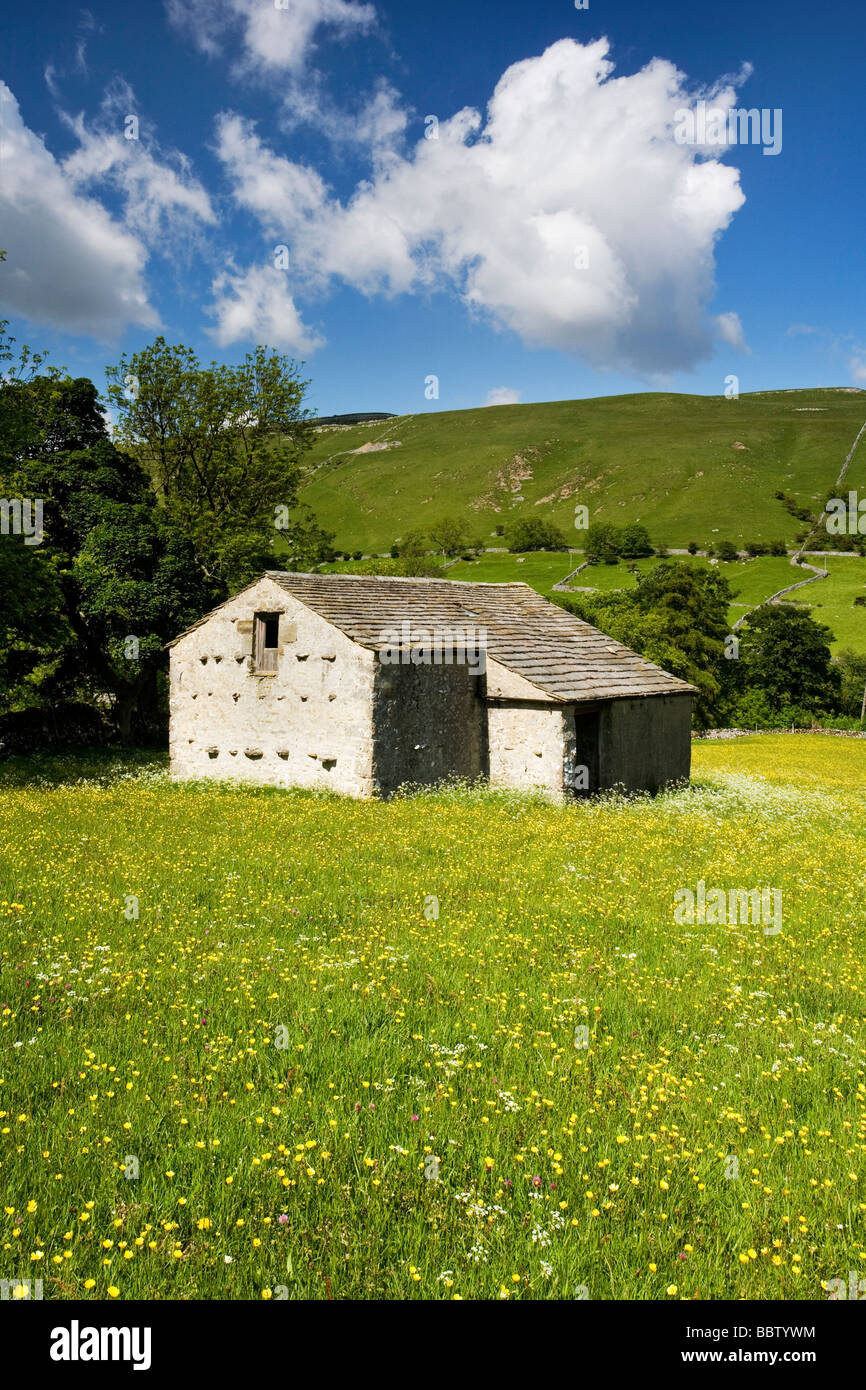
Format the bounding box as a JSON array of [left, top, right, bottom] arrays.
[[3, 737, 865, 1300], [299, 389, 866, 555]]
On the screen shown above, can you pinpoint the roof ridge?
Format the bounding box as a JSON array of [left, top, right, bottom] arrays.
[[267, 570, 530, 589]]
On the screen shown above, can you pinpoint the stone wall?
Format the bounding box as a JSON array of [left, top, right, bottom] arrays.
[[371, 657, 485, 795], [597, 693, 693, 793], [487, 702, 569, 795], [169, 576, 377, 797]]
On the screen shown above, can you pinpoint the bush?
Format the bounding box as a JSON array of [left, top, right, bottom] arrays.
[[330, 556, 442, 579], [505, 518, 567, 552], [619, 523, 654, 559], [0, 703, 113, 758], [687, 541, 699, 555], [584, 521, 654, 564], [584, 522, 621, 564], [715, 541, 740, 562]]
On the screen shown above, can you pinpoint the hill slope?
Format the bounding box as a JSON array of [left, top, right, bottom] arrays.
[[299, 389, 866, 554]]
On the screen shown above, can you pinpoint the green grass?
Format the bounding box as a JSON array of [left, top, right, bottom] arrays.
[[445, 551, 866, 654], [2, 737, 865, 1301], [299, 389, 866, 555]]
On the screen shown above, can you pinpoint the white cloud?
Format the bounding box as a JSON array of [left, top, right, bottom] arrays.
[[59, 79, 217, 246], [0, 82, 158, 338], [713, 311, 747, 351], [206, 263, 325, 354], [215, 38, 748, 373], [850, 355, 866, 386], [484, 387, 521, 406], [166, 0, 376, 76]]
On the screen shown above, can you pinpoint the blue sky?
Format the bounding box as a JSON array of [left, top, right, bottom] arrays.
[[1, 0, 863, 417]]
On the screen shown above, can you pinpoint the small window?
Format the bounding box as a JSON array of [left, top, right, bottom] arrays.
[[253, 613, 280, 672]]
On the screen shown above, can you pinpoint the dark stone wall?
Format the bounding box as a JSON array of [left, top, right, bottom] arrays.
[[371, 659, 486, 795], [596, 694, 693, 793]]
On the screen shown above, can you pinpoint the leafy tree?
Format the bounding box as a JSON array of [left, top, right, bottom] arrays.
[[0, 533, 65, 708], [505, 517, 567, 552], [737, 605, 841, 715], [619, 523, 653, 558], [562, 562, 734, 727], [836, 648, 866, 720], [428, 516, 470, 559], [583, 522, 621, 564], [275, 504, 335, 571], [106, 338, 314, 588], [395, 529, 429, 558], [8, 377, 219, 739]]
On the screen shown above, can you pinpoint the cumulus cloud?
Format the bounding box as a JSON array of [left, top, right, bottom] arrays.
[[214, 38, 747, 372], [0, 82, 158, 338], [166, 0, 376, 76], [713, 311, 747, 351], [206, 263, 325, 353], [850, 356, 866, 386], [484, 387, 521, 406], [59, 79, 217, 246]]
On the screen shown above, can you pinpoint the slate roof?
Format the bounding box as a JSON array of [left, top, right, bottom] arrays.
[[260, 571, 695, 704]]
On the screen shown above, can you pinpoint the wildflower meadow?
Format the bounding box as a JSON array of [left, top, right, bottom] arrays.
[[1, 734, 864, 1301]]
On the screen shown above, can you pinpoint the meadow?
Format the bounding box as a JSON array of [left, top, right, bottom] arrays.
[[1, 735, 865, 1301]]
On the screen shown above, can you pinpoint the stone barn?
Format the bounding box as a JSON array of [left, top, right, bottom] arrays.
[[168, 572, 695, 798]]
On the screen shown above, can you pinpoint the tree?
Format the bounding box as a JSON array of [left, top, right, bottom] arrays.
[[106, 338, 315, 588], [836, 649, 866, 720], [561, 561, 734, 727], [505, 517, 567, 552], [714, 541, 739, 562], [583, 522, 621, 564], [428, 516, 469, 560], [395, 529, 429, 558], [738, 605, 841, 715], [8, 377, 219, 739], [619, 523, 653, 558], [276, 504, 335, 571]]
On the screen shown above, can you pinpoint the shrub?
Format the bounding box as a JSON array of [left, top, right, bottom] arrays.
[[715, 541, 740, 562], [505, 518, 567, 552], [0, 703, 113, 758]]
